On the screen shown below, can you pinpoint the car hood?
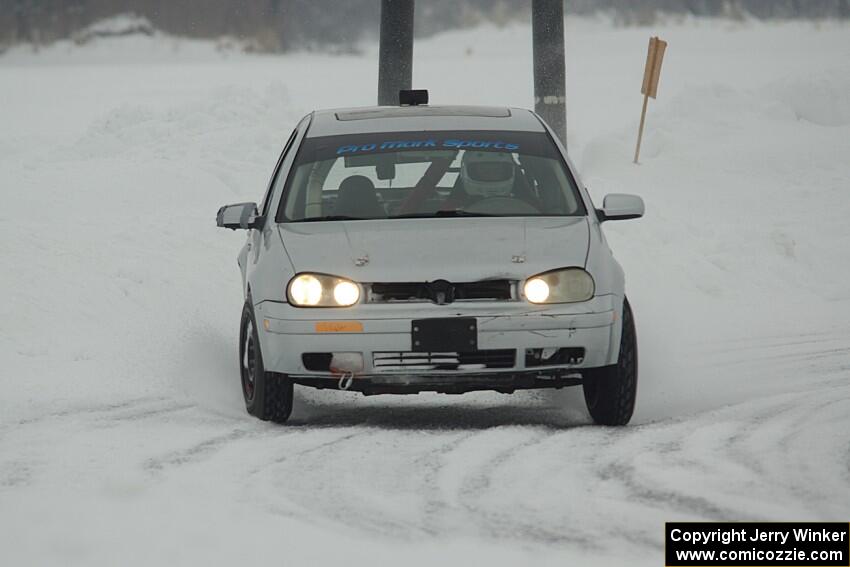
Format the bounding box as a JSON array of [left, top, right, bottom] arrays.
[[277, 217, 589, 282]]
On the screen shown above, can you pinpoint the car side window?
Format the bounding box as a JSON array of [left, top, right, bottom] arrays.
[[260, 129, 298, 217]]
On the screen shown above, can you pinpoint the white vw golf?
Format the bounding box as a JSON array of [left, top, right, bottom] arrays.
[[217, 94, 644, 425]]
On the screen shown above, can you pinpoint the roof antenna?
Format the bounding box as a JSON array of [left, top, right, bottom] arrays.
[[399, 89, 428, 106]]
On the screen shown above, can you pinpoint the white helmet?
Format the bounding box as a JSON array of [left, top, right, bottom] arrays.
[[460, 151, 516, 198]]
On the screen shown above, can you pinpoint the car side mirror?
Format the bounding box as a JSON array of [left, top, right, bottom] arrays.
[[598, 193, 644, 222], [216, 202, 262, 230]]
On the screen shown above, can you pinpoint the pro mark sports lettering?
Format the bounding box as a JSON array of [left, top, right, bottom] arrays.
[[336, 139, 519, 155]]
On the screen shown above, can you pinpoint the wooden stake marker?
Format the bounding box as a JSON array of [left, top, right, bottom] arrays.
[[634, 36, 667, 164]]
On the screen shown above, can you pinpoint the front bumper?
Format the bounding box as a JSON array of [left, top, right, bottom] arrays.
[[254, 294, 622, 394]]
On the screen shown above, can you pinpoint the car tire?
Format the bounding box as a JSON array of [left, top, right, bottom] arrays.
[[239, 299, 293, 423], [582, 297, 637, 426]]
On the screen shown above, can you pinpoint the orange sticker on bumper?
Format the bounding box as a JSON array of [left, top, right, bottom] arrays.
[[315, 321, 364, 333]]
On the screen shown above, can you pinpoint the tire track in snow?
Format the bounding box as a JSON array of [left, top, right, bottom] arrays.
[[10, 396, 164, 430], [251, 427, 428, 537], [3, 329, 844, 554], [210, 365, 847, 546], [699, 331, 850, 370], [144, 427, 257, 472], [451, 430, 589, 545], [96, 401, 196, 423], [415, 431, 479, 535], [603, 386, 850, 523], [762, 393, 850, 516], [599, 460, 735, 520]]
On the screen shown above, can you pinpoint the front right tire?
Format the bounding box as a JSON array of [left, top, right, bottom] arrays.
[[240, 300, 293, 423], [582, 297, 638, 426]]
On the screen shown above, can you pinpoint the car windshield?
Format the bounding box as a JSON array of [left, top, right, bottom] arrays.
[[276, 130, 586, 222]]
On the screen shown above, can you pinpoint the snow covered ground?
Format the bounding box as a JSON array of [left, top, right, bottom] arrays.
[[1, 17, 849, 566]]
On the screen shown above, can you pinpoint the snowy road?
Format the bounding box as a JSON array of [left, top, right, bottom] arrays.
[[1, 18, 849, 566]]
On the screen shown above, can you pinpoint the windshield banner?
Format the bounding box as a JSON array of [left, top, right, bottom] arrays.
[[296, 130, 559, 163], [336, 139, 521, 155]]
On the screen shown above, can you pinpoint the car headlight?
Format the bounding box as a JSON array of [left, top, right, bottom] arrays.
[[523, 268, 594, 304], [287, 273, 361, 307]]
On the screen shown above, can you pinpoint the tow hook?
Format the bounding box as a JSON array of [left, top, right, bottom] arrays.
[[337, 371, 355, 391], [330, 353, 363, 391]]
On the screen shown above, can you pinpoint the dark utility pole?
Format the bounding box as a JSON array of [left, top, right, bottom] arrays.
[[531, 0, 567, 146], [378, 0, 415, 106]]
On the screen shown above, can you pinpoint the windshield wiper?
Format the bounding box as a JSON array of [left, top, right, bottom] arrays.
[[394, 210, 500, 219], [292, 215, 370, 222], [292, 211, 501, 222]]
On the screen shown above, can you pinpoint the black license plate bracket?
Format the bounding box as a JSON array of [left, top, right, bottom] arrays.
[[412, 318, 477, 352]]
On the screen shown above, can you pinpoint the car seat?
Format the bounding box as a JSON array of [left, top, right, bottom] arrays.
[[334, 175, 386, 219]]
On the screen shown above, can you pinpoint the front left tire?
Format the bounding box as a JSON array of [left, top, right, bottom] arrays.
[[240, 300, 293, 423], [582, 296, 638, 426]]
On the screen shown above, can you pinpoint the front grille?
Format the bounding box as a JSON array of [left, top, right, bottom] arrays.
[[373, 349, 515, 372], [369, 280, 514, 303], [456, 280, 513, 300]]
